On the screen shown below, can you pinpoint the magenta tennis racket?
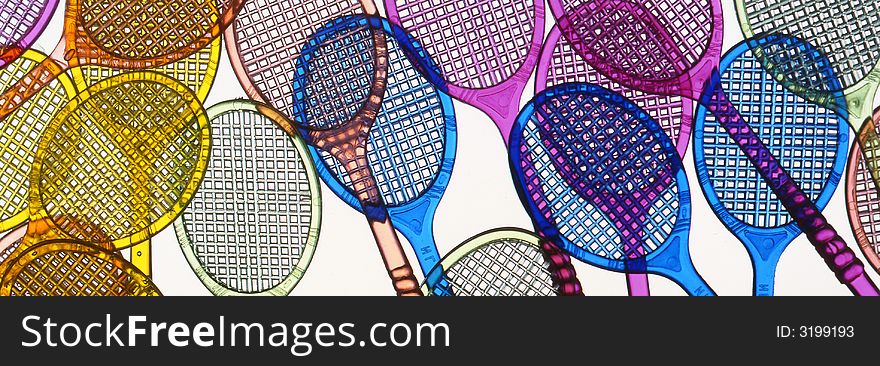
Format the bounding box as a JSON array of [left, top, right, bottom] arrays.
[[0, 0, 57, 69], [384, 0, 544, 145], [552, 0, 878, 295], [536, 23, 696, 295]]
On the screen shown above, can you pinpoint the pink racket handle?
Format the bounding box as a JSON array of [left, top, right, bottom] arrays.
[[369, 217, 422, 296], [540, 240, 584, 296], [706, 80, 878, 296]]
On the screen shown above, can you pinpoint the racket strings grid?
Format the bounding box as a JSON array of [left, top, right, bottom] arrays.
[[389, 0, 536, 89], [1, 241, 160, 296], [180, 107, 316, 294], [0, 0, 50, 57], [319, 24, 446, 207], [519, 110, 678, 260], [562, 0, 711, 81], [700, 47, 842, 228], [79, 0, 221, 59], [543, 29, 688, 149], [440, 238, 558, 296], [741, 0, 880, 89], [0, 52, 72, 230], [229, 0, 362, 112], [36, 77, 205, 244]]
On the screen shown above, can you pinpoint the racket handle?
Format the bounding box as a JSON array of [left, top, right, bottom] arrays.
[[539, 240, 583, 296], [368, 217, 422, 296], [703, 77, 879, 296], [0, 54, 61, 120]]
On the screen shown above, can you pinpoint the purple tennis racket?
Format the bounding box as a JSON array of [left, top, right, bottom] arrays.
[[0, 0, 57, 69], [552, 0, 878, 295], [384, 0, 544, 145], [536, 23, 696, 295]]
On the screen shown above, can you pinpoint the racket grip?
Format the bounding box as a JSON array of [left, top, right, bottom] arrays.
[[368, 216, 422, 296], [540, 240, 583, 296], [777, 180, 874, 293]]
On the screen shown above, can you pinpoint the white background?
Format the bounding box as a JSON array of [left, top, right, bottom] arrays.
[[28, 0, 880, 295]]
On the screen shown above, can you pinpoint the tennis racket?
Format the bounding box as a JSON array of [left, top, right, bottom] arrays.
[[290, 14, 421, 296], [384, 0, 545, 145], [0, 0, 57, 69], [511, 82, 714, 296], [694, 36, 849, 295], [553, 0, 877, 295], [225, 0, 373, 115], [0, 71, 210, 282], [0, 49, 76, 232], [536, 23, 696, 295], [175, 99, 321, 296], [0, 0, 244, 120], [309, 18, 453, 290], [421, 228, 578, 296], [847, 106, 880, 273]]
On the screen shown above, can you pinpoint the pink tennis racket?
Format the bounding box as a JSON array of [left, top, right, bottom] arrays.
[[384, 0, 544, 144]]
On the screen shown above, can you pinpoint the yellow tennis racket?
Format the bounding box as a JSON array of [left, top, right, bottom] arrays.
[[0, 71, 210, 294], [70, 38, 221, 276]]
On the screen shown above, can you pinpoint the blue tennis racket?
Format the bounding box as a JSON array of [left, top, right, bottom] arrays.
[[308, 17, 456, 287], [693, 35, 849, 296], [510, 82, 714, 296]]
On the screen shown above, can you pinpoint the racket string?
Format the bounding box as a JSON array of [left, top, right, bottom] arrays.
[[854, 151, 880, 258], [291, 16, 379, 130], [182, 109, 314, 293], [391, 0, 535, 89], [6, 245, 156, 296]]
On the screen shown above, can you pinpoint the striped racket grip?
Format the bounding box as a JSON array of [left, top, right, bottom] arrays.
[[539, 240, 584, 296], [369, 218, 421, 296], [703, 78, 878, 295]]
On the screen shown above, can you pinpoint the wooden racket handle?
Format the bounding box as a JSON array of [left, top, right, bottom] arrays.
[[369, 217, 422, 296], [540, 240, 584, 296]]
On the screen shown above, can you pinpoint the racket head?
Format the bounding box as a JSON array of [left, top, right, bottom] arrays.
[[510, 82, 691, 273], [551, 0, 723, 100], [290, 13, 386, 132], [71, 37, 222, 101], [28, 70, 211, 249], [847, 107, 880, 272], [536, 24, 694, 158], [224, 0, 366, 110], [309, 20, 454, 220], [384, 0, 545, 96], [175, 100, 322, 296], [421, 228, 562, 296], [693, 36, 849, 259], [0, 50, 77, 232], [0, 0, 58, 68], [0, 238, 161, 296], [736, 0, 880, 117]]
